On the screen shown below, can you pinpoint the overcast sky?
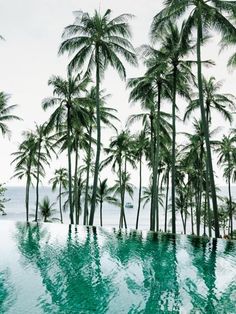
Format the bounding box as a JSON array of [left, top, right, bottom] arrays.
[[0, 0, 236, 187]]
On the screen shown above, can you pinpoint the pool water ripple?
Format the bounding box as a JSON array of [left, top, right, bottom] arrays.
[[0, 221, 236, 313]]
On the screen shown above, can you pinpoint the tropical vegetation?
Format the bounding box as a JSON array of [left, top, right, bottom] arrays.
[[1, 2, 236, 239]]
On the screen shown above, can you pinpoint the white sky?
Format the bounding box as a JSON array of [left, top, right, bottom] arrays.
[[0, 0, 236, 187]]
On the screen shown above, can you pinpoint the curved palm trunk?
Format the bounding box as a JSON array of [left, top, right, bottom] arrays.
[[197, 5, 219, 238], [90, 46, 101, 226], [135, 154, 142, 229], [67, 105, 74, 224], [35, 140, 42, 222], [171, 65, 177, 235], [74, 139, 79, 225], [180, 209, 186, 234], [83, 125, 92, 225], [164, 170, 169, 233], [59, 182, 63, 223]]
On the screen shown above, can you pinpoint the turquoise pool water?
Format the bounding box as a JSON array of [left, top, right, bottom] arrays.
[[0, 222, 236, 313]]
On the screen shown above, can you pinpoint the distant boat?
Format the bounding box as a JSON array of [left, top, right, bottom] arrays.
[[125, 202, 133, 208]]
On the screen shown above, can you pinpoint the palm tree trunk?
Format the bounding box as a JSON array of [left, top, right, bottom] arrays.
[[197, 5, 219, 238], [155, 82, 162, 233], [84, 125, 92, 225], [67, 104, 74, 224], [35, 140, 41, 222], [100, 200, 103, 227], [228, 159, 233, 237], [25, 170, 31, 223], [136, 153, 142, 229], [118, 161, 126, 229], [171, 64, 177, 235], [90, 46, 101, 226], [74, 139, 79, 225], [206, 160, 212, 237], [150, 112, 155, 231], [164, 171, 169, 233], [156, 173, 160, 232], [119, 158, 127, 229], [204, 192, 207, 236], [191, 201, 194, 235], [59, 182, 63, 223]]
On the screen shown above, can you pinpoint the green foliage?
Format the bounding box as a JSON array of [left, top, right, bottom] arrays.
[[0, 184, 9, 215], [39, 197, 56, 222]]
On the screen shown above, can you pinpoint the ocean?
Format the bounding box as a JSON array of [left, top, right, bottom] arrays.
[[0, 185, 235, 233]]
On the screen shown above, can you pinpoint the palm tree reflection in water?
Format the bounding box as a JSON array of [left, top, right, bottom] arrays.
[[14, 223, 236, 313]]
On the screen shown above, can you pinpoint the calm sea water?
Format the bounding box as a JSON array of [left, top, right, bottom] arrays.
[[0, 222, 235, 313], [0, 186, 235, 232]]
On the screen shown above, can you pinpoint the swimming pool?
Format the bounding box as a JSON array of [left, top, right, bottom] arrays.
[[0, 221, 236, 313]]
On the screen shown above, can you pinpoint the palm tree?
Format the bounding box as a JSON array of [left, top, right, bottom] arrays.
[[127, 72, 171, 231], [59, 9, 137, 226], [152, 0, 236, 238], [39, 196, 55, 222], [215, 133, 236, 237], [49, 168, 68, 223], [184, 76, 235, 124], [83, 87, 119, 225], [102, 130, 136, 228], [0, 91, 21, 137], [150, 21, 194, 234], [42, 70, 89, 224], [11, 132, 38, 222], [141, 185, 164, 212], [112, 172, 135, 228], [33, 123, 57, 222], [133, 130, 149, 229], [96, 179, 118, 227]]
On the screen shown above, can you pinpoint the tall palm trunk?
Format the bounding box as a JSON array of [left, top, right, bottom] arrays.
[[25, 169, 31, 223], [197, 5, 219, 238], [67, 104, 74, 224], [190, 202, 194, 235], [203, 192, 207, 236], [206, 109, 212, 237], [119, 158, 127, 229], [100, 200, 103, 227], [35, 140, 41, 222], [164, 170, 169, 233], [90, 46, 101, 226], [74, 138, 79, 224], [59, 182, 63, 223], [155, 82, 162, 233], [84, 125, 92, 225], [228, 158, 233, 237], [197, 146, 204, 236], [150, 112, 156, 230], [119, 162, 124, 229], [119, 161, 127, 229], [171, 64, 177, 234], [136, 153, 142, 229], [156, 173, 160, 232]]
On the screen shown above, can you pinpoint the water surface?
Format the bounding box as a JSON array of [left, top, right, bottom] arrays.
[[0, 221, 236, 313]]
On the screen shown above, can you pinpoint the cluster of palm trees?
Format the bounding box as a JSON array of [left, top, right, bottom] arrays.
[[2, 1, 236, 238]]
